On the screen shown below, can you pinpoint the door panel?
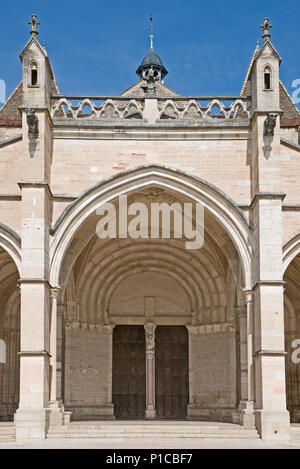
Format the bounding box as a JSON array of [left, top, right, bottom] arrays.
[[112, 325, 146, 418], [155, 326, 188, 419]]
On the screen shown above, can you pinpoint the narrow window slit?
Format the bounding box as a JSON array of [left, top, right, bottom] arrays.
[[31, 68, 38, 86]]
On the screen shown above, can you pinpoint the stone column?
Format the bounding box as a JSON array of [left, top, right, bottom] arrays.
[[144, 321, 156, 419], [49, 287, 64, 426], [236, 305, 248, 410], [105, 324, 115, 419], [240, 291, 255, 426], [56, 304, 64, 404], [49, 287, 59, 404], [186, 325, 198, 419]]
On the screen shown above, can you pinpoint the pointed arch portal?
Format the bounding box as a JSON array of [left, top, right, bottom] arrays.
[[47, 165, 256, 421]]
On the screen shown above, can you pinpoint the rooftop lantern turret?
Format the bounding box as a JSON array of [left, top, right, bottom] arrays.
[[136, 16, 168, 82]]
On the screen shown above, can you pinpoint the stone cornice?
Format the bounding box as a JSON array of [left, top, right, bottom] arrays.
[[282, 204, 300, 211], [65, 321, 115, 334], [52, 119, 250, 141], [0, 193, 76, 203], [253, 349, 287, 357], [252, 280, 286, 291], [240, 203, 300, 211], [249, 192, 286, 208], [18, 278, 52, 289], [18, 350, 51, 357], [0, 194, 21, 201], [18, 181, 53, 199]]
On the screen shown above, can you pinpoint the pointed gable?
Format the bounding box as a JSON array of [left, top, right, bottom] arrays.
[[241, 42, 299, 127], [254, 39, 282, 64]]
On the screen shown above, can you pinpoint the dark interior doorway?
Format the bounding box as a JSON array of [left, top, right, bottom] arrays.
[[155, 326, 189, 419], [112, 325, 146, 418]]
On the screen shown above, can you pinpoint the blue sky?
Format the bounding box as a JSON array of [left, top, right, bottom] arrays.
[[1, 0, 300, 102]]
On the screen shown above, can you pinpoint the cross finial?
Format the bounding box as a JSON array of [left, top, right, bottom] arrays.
[[260, 17, 272, 42], [28, 14, 40, 37], [149, 15, 154, 49]]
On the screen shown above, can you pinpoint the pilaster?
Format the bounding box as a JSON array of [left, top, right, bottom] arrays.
[[249, 39, 290, 439], [15, 30, 54, 440]]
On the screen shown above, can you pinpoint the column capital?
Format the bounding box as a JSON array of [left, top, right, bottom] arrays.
[[242, 288, 254, 303], [144, 321, 156, 354], [50, 286, 61, 300]]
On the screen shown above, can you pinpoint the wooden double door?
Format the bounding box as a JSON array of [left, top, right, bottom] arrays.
[[112, 325, 188, 419]]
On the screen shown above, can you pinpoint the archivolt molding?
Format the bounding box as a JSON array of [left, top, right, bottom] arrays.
[[0, 224, 21, 275], [50, 165, 253, 289], [3, 290, 20, 330], [284, 294, 296, 333], [283, 233, 300, 274], [71, 239, 227, 325]]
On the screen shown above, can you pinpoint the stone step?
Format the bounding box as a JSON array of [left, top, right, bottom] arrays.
[[0, 427, 16, 442], [47, 432, 259, 439], [49, 422, 250, 429], [47, 427, 258, 435], [47, 425, 257, 432], [47, 422, 260, 439], [291, 428, 300, 440]]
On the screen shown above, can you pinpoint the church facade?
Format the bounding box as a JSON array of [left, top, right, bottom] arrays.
[[0, 16, 300, 441]]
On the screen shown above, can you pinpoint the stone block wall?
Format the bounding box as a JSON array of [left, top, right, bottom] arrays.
[[188, 328, 237, 422], [64, 328, 113, 420]]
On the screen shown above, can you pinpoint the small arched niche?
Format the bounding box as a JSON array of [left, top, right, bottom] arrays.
[[263, 65, 272, 90], [29, 61, 38, 86]]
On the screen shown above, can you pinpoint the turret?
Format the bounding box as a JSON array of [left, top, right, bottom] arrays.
[[136, 16, 168, 82]]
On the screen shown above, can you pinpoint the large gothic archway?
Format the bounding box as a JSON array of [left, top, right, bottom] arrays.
[[283, 252, 300, 422], [49, 165, 254, 421], [0, 224, 21, 421]]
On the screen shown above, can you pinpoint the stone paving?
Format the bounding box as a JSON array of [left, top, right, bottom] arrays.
[[1, 438, 300, 450]]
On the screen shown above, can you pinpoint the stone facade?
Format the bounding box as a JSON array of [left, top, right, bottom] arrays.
[[0, 18, 300, 441]]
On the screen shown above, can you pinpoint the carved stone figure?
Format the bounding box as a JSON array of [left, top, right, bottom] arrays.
[[264, 113, 277, 136], [144, 321, 156, 353], [145, 67, 158, 94], [26, 108, 39, 136]]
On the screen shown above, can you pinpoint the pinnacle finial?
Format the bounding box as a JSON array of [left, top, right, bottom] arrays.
[[28, 14, 40, 37], [149, 15, 154, 49], [260, 17, 272, 42]]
